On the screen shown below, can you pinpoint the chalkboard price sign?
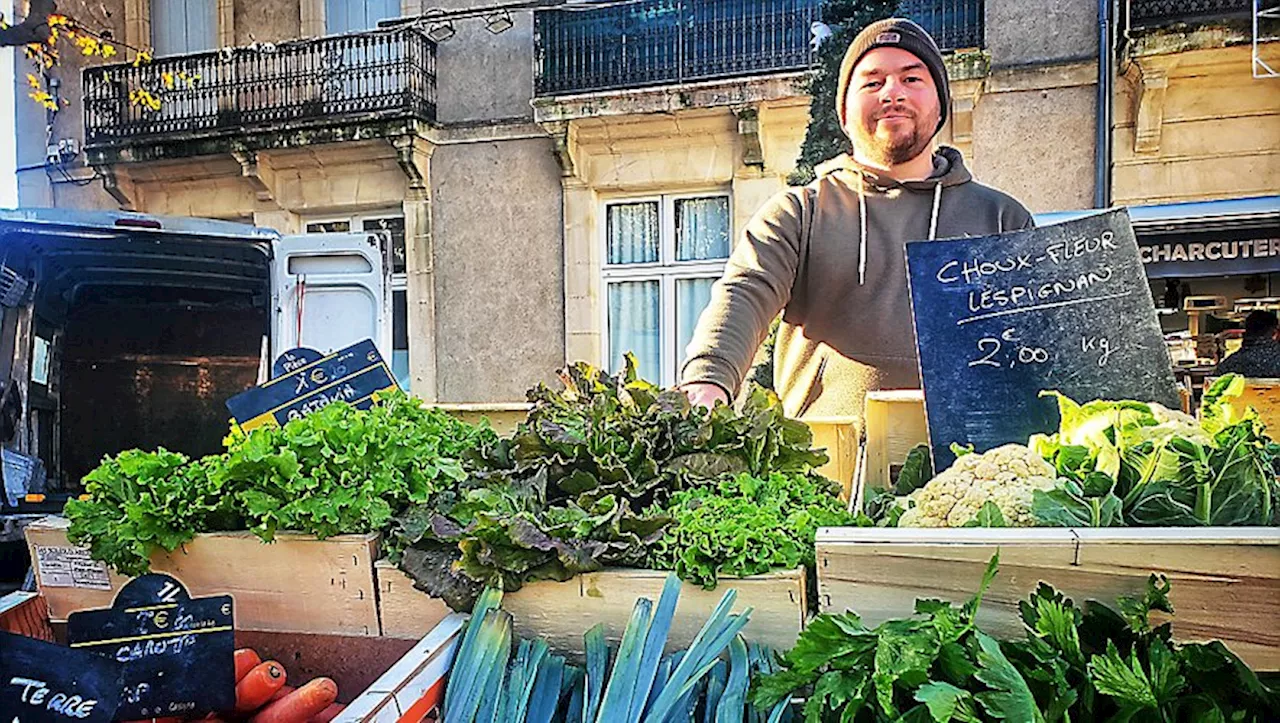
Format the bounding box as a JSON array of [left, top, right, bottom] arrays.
[[906, 209, 1179, 471], [66, 574, 235, 720], [227, 338, 399, 431], [0, 630, 124, 723]]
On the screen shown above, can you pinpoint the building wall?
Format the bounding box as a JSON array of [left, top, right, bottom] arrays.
[[11, 0, 1278, 404], [967, 0, 1098, 213], [1113, 41, 1280, 206], [430, 137, 564, 401]]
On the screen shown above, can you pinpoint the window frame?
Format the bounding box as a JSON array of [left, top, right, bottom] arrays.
[[599, 190, 732, 387]]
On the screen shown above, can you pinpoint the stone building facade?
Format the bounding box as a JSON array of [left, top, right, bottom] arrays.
[[12, 0, 1278, 401]]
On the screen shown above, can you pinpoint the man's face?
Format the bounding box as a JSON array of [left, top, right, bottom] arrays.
[[845, 47, 941, 166]]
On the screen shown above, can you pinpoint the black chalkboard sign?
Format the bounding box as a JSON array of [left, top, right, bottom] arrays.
[[906, 209, 1179, 471], [272, 346, 323, 379], [66, 573, 235, 720], [226, 338, 399, 431], [0, 631, 124, 723]]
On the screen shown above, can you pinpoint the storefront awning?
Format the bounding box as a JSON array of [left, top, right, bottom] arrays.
[[1035, 196, 1280, 279]]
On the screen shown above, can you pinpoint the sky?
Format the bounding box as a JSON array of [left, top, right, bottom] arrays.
[[1, 0, 16, 209]]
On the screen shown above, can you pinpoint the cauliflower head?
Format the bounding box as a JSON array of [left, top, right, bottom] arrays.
[[897, 444, 1056, 527]]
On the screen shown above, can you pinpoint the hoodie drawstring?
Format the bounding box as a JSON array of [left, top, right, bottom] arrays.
[[857, 178, 944, 286], [857, 174, 868, 285], [929, 181, 942, 241]]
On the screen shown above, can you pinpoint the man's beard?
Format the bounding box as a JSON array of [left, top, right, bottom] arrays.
[[853, 107, 937, 166]]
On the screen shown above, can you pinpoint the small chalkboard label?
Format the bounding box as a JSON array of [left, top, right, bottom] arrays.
[[66, 574, 235, 720], [1, 631, 124, 723], [227, 338, 399, 431], [272, 346, 323, 379], [906, 209, 1179, 471]]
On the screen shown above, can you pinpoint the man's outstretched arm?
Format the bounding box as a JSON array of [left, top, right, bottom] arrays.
[[680, 189, 806, 407]]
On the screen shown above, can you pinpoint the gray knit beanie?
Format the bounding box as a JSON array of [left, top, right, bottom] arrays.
[[836, 18, 950, 136]]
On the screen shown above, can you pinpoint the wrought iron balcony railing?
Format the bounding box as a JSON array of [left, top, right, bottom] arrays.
[[83, 26, 436, 149], [898, 0, 985, 53], [1128, 0, 1253, 28], [534, 0, 985, 97], [534, 0, 822, 96]]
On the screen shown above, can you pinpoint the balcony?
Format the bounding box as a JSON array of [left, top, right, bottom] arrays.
[[82, 27, 436, 162], [898, 0, 985, 53], [534, 0, 821, 96], [1128, 0, 1253, 28], [534, 0, 985, 98]]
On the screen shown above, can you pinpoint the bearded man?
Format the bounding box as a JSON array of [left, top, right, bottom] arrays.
[[680, 18, 1035, 420]]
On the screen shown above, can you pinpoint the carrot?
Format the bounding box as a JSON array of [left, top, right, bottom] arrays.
[[267, 684, 297, 704], [235, 660, 288, 712], [235, 648, 262, 682], [249, 677, 338, 723], [306, 703, 345, 723]]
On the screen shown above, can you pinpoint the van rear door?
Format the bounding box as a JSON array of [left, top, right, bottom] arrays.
[[270, 232, 392, 363]]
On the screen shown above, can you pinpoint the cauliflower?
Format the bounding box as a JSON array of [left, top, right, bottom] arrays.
[[896, 444, 1056, 527]]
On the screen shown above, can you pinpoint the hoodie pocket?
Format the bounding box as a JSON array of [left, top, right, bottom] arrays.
[[795, 354, 829, 418]]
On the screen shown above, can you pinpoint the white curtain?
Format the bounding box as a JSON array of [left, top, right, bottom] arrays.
[[327, 0, 402, 33], [676, 277, 716, 370], [675, 197, 730, 261], [152, 0, 216, 55], [607, 202, 660, 264], [608, 280, 660, 379]]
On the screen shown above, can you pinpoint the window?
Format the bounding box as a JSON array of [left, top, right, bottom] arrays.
[[326, 0, 401, 34], [151, 0, 217, 56], [602, 193, 731, 386], [305, 213, 410, 390]]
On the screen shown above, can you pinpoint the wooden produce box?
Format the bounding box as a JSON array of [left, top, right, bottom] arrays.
[[376, 561, 807, 655], [432, 402, 531, 436], [342, 613, 464, 722], [0, 590, 55, 641], [816, 527, 1280, 670], [24, 516, 381, 636], [860, 390, 928, 494], [804, 416, 860, 498]]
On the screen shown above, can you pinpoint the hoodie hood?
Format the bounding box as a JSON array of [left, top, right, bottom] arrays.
[[815, 146, 973, 190], [815, 146, 973, 285]]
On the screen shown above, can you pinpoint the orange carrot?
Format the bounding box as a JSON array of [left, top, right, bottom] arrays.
[[235, 648, 262, 682], [249, 677, 338, 723], [268, 684, 297, 704], [306, 703, 345, 723], [235, 660, 287, 712]]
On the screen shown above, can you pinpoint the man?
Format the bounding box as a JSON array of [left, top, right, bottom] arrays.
[[1215, 311, 1280, 378], [680, 18, 1034, 418]]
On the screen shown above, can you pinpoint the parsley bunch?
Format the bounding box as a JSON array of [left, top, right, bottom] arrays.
[[753, 554, 1278, 721], [647, 472, 856, 589]]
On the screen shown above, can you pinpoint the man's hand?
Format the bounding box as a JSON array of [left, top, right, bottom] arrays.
[[681, 382, 729, 410]]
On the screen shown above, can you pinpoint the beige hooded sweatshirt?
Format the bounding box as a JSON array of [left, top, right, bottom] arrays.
[[680, 147, 1034, 420]]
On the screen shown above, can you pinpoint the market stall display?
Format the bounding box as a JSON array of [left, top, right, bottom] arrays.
[[9, 351, 1277, 722], [760, 555, 1279, 721]]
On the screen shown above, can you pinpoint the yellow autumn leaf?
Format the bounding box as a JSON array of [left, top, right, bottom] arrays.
[[26, 73, 41, 89], [162, 71, 175, 89], [101, 45, 118, 58]]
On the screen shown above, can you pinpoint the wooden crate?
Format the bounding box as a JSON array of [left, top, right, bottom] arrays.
[[342, 613, 463, 722], [805, 416, 860, 498], [24, 516, 381, 636], [376, 560, 454, 639], [0, 591, 55, 641], [816, 526, 1280, 670], [432, 402, 531, 436], [376, 561, 807, 655], [860, 390, 928, 494]]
